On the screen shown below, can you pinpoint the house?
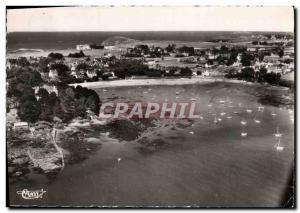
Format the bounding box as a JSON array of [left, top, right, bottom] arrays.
[[264, 54, 280, 63], [202, 70, 210, 77], [73, 70, 85, 79], [86, 70, 97, 78], [48, 69, 58, 79], [7, 97, 18, 109], [34, 85, 58, 96], [194, 47, 203, 55], [76, 44, 91, 50], [104, 46, 115, 50], [13, 122, 29, 130], [247, 47, 257, 52]]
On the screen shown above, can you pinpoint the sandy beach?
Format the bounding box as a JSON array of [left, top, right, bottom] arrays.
[[70, 77, 254, 89]]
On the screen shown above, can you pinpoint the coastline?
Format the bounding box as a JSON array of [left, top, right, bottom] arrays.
[[69, 77, 255, 89]]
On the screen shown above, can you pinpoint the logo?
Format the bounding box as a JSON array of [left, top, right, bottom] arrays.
[[16, 189, 46, 200], [99, 101, 201, 119]]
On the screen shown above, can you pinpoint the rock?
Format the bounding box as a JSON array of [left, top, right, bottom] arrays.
[[12, 157, 29, 165], [15, 171, 22, 176]]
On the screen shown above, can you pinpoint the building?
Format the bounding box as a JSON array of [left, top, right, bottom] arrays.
[[104, 46, 115, 50], [247, 47, 257, 52], [71, 70, 85, 79], [34, 85, 58, 96], [86, 70, 97, 79], [48, 69, 58, 79], [13, 122, 29, 130], [76, 44, 91, 51]]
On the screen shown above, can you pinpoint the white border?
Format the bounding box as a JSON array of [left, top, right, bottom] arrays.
[[1, 0, 298, 212]]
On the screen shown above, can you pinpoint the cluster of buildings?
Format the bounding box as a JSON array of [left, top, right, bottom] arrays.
[[7, 33, 294, 84]]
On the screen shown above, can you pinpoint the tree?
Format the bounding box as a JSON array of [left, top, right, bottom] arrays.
[[17, 94, 41, 123], [37, 57, 52, 73], [241, 53, 254, 66], [19, 70, 43, 87], [48, 52, 64, 60], [37, 88, 49, 102], [180, 67, 192, 76], [278, 49, 284, 58], [265, 72, 281, 85], [238, 67, 255, 81], [165, 44, 176, 53], [68, 50, 85, 58], [177, 46, 194, 55], [76, 63, 89, 71]]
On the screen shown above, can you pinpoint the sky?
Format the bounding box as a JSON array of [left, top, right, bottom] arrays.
[[7, 6, 294, 32]]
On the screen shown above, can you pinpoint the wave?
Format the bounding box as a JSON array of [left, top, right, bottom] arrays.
[[8, 48, 44, 54]]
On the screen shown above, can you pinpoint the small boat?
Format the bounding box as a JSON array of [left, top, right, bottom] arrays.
[[218, 118, 222, 121], [254, 119, 261, 124], [214, 116, 218, 124], [189, 131, 194, 135], [220, 112, 226, 116], [246, 109, 253, 113], [274, 127, 282, 138], [190, 98, 197, 102], [117, 157, 122, 163], [241, 132, 247, 137], [208, 104, 212, 107], [219, 100, 225, 104], [241, 125, 247, 137], [274, 139, 284, 151], [175, 91, 180, 95], [227, 116, 232, 119], [241, 121, 247, 125]]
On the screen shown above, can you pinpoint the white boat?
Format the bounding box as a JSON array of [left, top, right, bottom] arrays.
[[241, 121, 247, 125], [214, 116, 218, 124], [246, 109, 253, 113], [241, 132, 247, 137], [274, 127, 282, 137], [241, 125, 247, 137], [208, 104, 212, 107], [227, 116, 232, 119], [220, 112, 226, 116], [274, 139, 284, 151], [190, 98, 197, 102], [254, 119, 261, 124]]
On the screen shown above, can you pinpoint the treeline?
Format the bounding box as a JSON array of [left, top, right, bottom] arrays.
[[225, 67, 282, 85], [110, 59, 193, 79], [7, 65, 100, 123]]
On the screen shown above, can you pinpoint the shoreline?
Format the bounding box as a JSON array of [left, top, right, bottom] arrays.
[[69, 77, 255, 89]]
